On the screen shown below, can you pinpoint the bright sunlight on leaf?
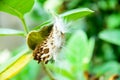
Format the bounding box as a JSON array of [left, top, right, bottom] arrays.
[[0, 50, 32, 80]]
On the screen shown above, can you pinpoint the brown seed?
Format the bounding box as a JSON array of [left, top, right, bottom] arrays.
[[51, 42, 53, 45], [44, 42, 47, 44], [46, 55, 50, 58], [45, 60, 48, 64], [43, 57, 46, 61], [43, 48, 49, 53], [109, 74, 119, 80], [38, 59, 41, 64], [40, 47, 43, 51]]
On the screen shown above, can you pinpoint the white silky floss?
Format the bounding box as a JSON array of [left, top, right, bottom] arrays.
[[52, 16, 66, 61]]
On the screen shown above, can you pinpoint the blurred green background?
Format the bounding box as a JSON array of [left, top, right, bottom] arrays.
[[0, 0, 120, 80]]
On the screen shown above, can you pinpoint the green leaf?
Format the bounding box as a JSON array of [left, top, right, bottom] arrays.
[[60, 8, 94, 22], [66, 30, 87, 63], [11, 60, 40, 80], [106, 14, 120, 29], [27, 25, 53, 50], [0, 28, 25, 36], [33, 20, 53, 30], [93, 61, 120, 77], [33, 8, 94, 30], [0, 0, 34, 18], [0, 49, 32, 80], [87, 37, 95, 63], [48, 64, 74, 79], [82, 37, 95, 70], [102, 43, 115, 60], [66, 31, 94, 69], [0, 48, 29, 72], [99, 29, 120, 46]]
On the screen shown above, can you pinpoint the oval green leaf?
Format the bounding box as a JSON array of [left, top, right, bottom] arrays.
[[99, 29, 120, 46], [0, 28, 25, 36], [0, 0, 34, 18], [60, 8, 94, 22], [66, 30, 88, 66], [65, 30, 95, 70]]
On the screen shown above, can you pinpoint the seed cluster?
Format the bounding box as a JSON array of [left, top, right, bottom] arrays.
[[33, 16, 65, 64], [33, 41, 51, 64]]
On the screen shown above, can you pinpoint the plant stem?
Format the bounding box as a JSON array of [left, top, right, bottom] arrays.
[[41, 62, 56, 80], [21, 17, 29, 34]]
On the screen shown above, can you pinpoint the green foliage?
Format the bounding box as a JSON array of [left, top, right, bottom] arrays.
[[0, 0, 94, 79], [106, 14, 120, 29], [99, 29, 120, 46], [0, 0, 34, 18], [0, 0, 120, 80], [0, 28, 25, 36], [0, 48, 28, 73], [66, 30, 95, 70], [0, 0, 34, 34], [11, 60, 40, 80], [0, 49, 31, 80], [93, 61, 120, 79], [60, 8, 94, 22]]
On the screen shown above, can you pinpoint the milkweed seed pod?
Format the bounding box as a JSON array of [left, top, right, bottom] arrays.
[[27, 15, 66, 64]]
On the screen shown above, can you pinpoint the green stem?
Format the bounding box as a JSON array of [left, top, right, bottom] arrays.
[[41, 62, 56, 80], [21, 17, 29, 34]]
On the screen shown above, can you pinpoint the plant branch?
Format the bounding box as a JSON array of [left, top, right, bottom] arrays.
[[41, 62, 56, 80], [21, 17, 29, 34]]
